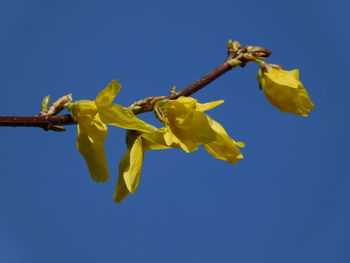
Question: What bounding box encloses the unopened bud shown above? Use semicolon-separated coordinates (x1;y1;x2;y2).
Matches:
47;94;72;116
170;85;177;94
253;51;271;58
227;39;234;49
227;40;241;53
41;95;51;113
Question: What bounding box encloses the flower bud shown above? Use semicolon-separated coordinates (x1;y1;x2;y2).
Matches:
40;95;51;113
258;64;315;116
47;94;72;116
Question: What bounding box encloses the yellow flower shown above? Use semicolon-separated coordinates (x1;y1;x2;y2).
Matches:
114;129;170;203
161;96;244;163
67;80;155;183
114;96;245;203
257;65;315;116
161;96;221;152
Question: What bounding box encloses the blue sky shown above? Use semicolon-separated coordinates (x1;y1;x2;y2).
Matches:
0;0;349;262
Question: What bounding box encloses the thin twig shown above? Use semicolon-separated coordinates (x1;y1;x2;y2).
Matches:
0;41;271;130
0;115;75;130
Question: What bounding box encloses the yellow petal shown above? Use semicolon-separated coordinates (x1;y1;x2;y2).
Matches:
264;79;314;116
206;115;227;135
141;128;172;150
162;97;217;152
163;126;183;148
163;97;197;128
207;117;244;148
98;104;156;133
122;136;144;194
265;68;300;89
67;100;97;121
95;80;121;107
165;126;199;152
288;69;299;80
195;100;224;112
175;96;198;105
174;112;216;147
114;151;130;203
203;117;244;164
76;117;109;182
203;136;244;164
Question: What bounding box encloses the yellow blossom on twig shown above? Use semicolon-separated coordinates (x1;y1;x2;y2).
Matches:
67;80;155;183
160;96;245;163
258;64;315;116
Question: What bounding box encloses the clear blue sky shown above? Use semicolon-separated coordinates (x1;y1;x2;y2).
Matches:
0;1;349;262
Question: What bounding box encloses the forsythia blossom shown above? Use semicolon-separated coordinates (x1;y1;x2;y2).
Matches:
114;96;245;203
257;64;315;116
67;80;155;183
160;96;245;164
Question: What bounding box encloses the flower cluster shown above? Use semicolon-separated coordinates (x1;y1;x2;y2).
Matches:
67;80;244;203
67;63;315;203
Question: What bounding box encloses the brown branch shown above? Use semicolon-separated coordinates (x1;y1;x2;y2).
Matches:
129;42;271;114
0;114;75;130
0;40;271;130
170;50;238;99
128;57;236;115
